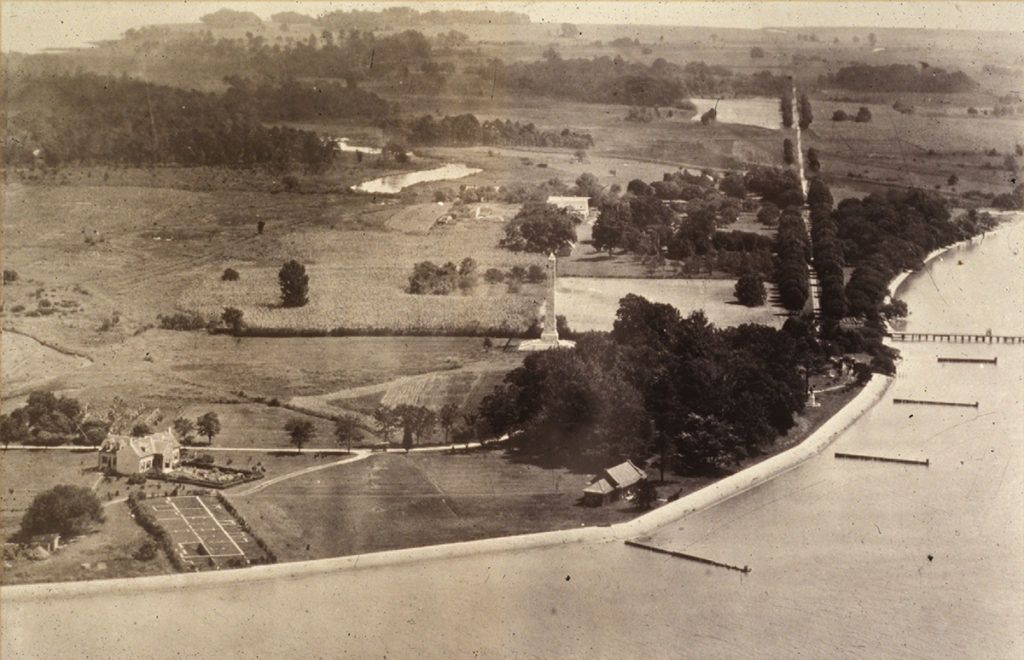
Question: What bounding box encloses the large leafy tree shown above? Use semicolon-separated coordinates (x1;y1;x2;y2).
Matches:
285;418;316;452
334;415;360;453
196;412;221;445
500;202;576;253
20;485;105;538
278;260;309;307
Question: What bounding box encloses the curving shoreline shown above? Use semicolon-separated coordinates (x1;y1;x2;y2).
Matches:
5;216;1019;600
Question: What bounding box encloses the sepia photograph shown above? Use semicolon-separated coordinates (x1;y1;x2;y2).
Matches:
1;1;1022;657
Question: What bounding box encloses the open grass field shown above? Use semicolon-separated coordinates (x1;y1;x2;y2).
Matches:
558;276;785;331
141;496;271;570
176;403;344;450
2;332;496;414
0;501;176;585
0;449;101;536
227;450;641;562
174;199;547;334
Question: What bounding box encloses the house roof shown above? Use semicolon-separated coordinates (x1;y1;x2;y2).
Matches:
582;478;614;495
603;460;646;489
100;428;180;457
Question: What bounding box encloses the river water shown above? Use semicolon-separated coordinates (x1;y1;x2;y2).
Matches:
353;163;482;194
690;96;782;130
640;219;1024;657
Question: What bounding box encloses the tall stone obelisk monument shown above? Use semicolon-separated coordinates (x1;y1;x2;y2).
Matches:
539;252;560;345
520;252;573;351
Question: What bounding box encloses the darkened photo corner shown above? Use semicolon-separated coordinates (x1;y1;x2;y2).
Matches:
1;2;1022;657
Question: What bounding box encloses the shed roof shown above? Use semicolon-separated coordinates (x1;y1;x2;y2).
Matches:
582;478;614;495
603;460;646;489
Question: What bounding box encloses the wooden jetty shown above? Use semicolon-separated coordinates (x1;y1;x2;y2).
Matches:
937;356;998;364
835;452;930;467
889;331;1023;344
893;398;978;408
625;540;751;573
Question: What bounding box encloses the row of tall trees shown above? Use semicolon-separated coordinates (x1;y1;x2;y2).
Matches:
807;180;848;323
775;206;811;311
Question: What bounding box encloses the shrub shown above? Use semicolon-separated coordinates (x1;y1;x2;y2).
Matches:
221;268;240;281
483;268;505;284
2;269;18;283
158;312;208;331
831;109;849;122
127;473;147;485
279;260;309;307
526;264;546;283
133;540;159;561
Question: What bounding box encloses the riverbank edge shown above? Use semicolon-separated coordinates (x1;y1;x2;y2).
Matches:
10;217;1018;599
1;373;892;601
887;211;1023;302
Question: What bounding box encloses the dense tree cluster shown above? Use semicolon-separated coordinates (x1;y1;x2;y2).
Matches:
122;28;436;88
480;295;813;473
743;167;805;208
822;63;979;93
775;207;811;311
222;75;391;123
408;258;478;294
590;171;775;276
835;190;996;321
3;72;335;171
1;391;108;447
501;203;577;254
402;114;594;149
480;56;791;107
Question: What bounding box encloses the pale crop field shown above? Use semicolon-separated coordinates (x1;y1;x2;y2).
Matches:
179;217;546;334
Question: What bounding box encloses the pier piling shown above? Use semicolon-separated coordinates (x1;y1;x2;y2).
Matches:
834;452;930;467
893;398;978;408
625;540;751;573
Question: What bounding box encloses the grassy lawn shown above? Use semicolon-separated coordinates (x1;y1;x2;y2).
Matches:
228;450;641;562
176;403;342;449
557;276;785;332
1;501;175;586
0;449;102;535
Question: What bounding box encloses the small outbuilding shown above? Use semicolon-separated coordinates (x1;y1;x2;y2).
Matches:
582;460;648;506
27;533;61;553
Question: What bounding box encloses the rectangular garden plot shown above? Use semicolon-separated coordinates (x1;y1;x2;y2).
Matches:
141;496;272;570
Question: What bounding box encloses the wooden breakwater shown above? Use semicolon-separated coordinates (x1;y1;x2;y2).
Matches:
889;332;1023;344
893;398;978;408
937;357;998;364
835;452;930;467
625;540;751;573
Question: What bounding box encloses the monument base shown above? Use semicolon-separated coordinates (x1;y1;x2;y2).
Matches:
518;337;576;352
